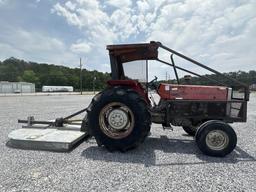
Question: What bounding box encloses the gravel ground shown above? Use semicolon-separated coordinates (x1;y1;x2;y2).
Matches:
0;93;255;192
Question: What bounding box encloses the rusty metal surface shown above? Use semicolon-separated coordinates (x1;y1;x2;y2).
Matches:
107;41;159;63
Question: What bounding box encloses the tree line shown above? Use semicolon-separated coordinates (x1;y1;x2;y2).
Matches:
0;57;255;91
0;57;111;91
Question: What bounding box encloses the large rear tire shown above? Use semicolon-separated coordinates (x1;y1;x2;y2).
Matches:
195;120;237;157
87;87;151;152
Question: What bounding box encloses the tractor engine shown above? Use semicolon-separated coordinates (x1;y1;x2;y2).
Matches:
151;83;232;128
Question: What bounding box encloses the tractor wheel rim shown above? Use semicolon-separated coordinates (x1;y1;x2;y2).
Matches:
108;108;128;130
99;102;134;139
205;130;229;151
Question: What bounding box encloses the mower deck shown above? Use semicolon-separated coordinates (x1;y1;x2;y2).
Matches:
7;123;88;152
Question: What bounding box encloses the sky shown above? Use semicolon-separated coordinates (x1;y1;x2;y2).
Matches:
0;0;255;80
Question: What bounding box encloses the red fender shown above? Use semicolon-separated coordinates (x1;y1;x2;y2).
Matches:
107;80;150;104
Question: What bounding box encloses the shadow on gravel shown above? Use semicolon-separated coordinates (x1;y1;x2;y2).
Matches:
81;136;256;167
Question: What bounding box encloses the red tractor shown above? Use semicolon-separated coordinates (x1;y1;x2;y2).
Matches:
16;41;249;157
83;41;249;157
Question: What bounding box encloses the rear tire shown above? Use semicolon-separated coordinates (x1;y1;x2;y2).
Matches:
195;120;237;157
87;87;151;152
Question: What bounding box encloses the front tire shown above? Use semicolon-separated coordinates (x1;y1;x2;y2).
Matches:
195;120;237;157
87;87;151;152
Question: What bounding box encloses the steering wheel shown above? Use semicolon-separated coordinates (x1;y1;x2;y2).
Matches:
147;76;158;90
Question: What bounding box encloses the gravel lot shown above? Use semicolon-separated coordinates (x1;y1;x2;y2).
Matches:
0;93;255;192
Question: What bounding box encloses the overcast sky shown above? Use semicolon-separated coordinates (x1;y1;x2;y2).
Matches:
0;0;255;80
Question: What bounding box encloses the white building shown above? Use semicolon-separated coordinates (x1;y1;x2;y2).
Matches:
42;86;73;92
0;81;35;93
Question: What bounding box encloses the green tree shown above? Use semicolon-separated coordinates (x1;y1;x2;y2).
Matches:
46;69;68;86
21;70;39;83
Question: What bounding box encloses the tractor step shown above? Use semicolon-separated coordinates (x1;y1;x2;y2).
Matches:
7;123;88;152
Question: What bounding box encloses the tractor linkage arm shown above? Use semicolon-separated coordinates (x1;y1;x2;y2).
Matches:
18;106;89;129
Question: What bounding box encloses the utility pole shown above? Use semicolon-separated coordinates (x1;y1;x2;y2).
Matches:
146;60;148;92
80;58;82;95
93;73;96;94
